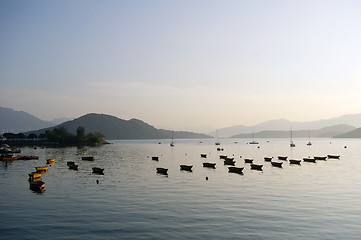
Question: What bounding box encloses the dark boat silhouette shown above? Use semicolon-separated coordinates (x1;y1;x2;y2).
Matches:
203;162;216;168
278;156;288;160
303;158;316;163
200;154;207;158
223;159;235;165
180;165;193;171
228;167;244;174
271;161;283;168
264;157;273;162
250;164;263;171
314;156;327;160
156;167;168;175
289;159;301;164
327;155;340;159
92;167;104;174
151;156;159;161
244;159;253;163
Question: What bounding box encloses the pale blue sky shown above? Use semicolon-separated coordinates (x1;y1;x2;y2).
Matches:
1;0;361;131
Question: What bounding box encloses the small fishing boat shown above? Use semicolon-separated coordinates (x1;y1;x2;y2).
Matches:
201;154;207;158
223;159;235;165
180;165;193;171
289;159;301;164
92;167;104;174
244;159;253;163
314;156;327;160
271;161;283;168
219;155;227;159
46;158;55;164
67;162;79;170
203;162;216;168
264;157;273;162
29;180;45;192
278;156;288;160
18;155;39;160
67;161;76;166
250;164;263;171
151;156;159;161
303;158;316;163
228;167;244;174
0;154;18;161
327;155;340;159
28;172;42;180
35;166;48;172
156;167;168;175
82;156;94;161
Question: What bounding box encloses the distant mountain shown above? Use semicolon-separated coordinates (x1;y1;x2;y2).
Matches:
210;114;361;138
51;117;73;125
28;113;211;140
333;127;361;138
230;125;356;138
0;107;54;133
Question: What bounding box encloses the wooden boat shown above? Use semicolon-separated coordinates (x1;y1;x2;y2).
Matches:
278;156;288;160
200;154;207;158
28;172;42;180
327;155;340;159
303;158;316;163
82;156;94;161
225;157;234;161
223;159;235;165
271;161;283;168
18;155;39;160
68;164;79;170
219;155;227;159
92;167;104;174
46;158;55;164
289;159;301;164
250;164;263;171
180;165;193;171
151;156;159;161
0;155;18;161
244;159;253;163
35;166;48;172
29;180;45;192
203;162;216;168
67;161;76;166
314;156;327;160
228;167;244;174
156;167;168;175
264;157;273;162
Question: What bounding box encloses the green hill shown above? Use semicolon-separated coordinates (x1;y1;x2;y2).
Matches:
28;113;211;140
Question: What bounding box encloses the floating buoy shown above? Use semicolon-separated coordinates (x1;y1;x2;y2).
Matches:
206;177;208;181
96;179;99;184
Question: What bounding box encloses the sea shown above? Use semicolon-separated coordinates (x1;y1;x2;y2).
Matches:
1;138;361;240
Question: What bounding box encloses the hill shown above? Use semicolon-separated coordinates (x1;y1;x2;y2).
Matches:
28;113;211;140
333;127;361;138
0;107;54;133
230;125;356;138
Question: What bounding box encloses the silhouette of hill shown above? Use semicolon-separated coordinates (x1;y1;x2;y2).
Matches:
230;125;355;138
333;127;361;138
29;113;211;140
0;107;54;133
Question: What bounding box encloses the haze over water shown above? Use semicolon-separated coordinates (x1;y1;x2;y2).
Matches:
1;138;361;239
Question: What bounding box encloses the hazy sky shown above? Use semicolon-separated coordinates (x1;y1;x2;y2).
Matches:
1;0;361;131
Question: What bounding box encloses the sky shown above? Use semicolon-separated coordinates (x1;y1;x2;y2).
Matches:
1;0;361;132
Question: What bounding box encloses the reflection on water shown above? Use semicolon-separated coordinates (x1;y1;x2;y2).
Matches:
1;138;361;239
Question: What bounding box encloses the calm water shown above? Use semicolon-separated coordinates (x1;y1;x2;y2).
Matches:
1;138;361;239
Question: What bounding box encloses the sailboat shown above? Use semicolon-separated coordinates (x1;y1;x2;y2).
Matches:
170;131;175;147
290;130;295;147
249;132;259;144
307;130;312;146
215;129;220;145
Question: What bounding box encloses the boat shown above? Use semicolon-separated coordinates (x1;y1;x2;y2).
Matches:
18;155;39;160
271;161;283;168
0;154;19;161
28;172;42;180
249;132;259;144
180;165;193;171
67;161;76;166
92;167;104;174
201;154;207;158
46;158;55;164
264;157;273;162
82;156;94;161
203;162;216;168
307;130;312;146
29;180;45;192
170;131;175;147
215;129;220;145
151;156;159;161
290;130;295;147
225;157;234;161
228;167;244;174
156;167;168;175
35;166;48;172
278;156;288;160
244;159;253;163
327;155;340;159
303;157;316;163
223;159;235;165
314;156;327;160
68;164;79;170
289;159;301;164
219;155;227;159
250;164;263;171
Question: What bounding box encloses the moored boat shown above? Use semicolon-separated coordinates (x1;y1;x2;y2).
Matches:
289;159;301;164
278;156;288;160
18;155;39;160
203;162;216;168
0;154;18;161
92;167;104;174
314;156;327;160
303;158;316;163
156;167;168;175
82;156;94;161
223;159;235;165
46;158;55;164
29;180;45;192
180;165;193;171
35;166;48;172
28;172;42;180
244;158;253;163
264;157;273;162
151;156;159;161
201;154;207;158
327;155;340;159
219;155;227;159
271;161;283;168
250;164;263;171
228;166;244;174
